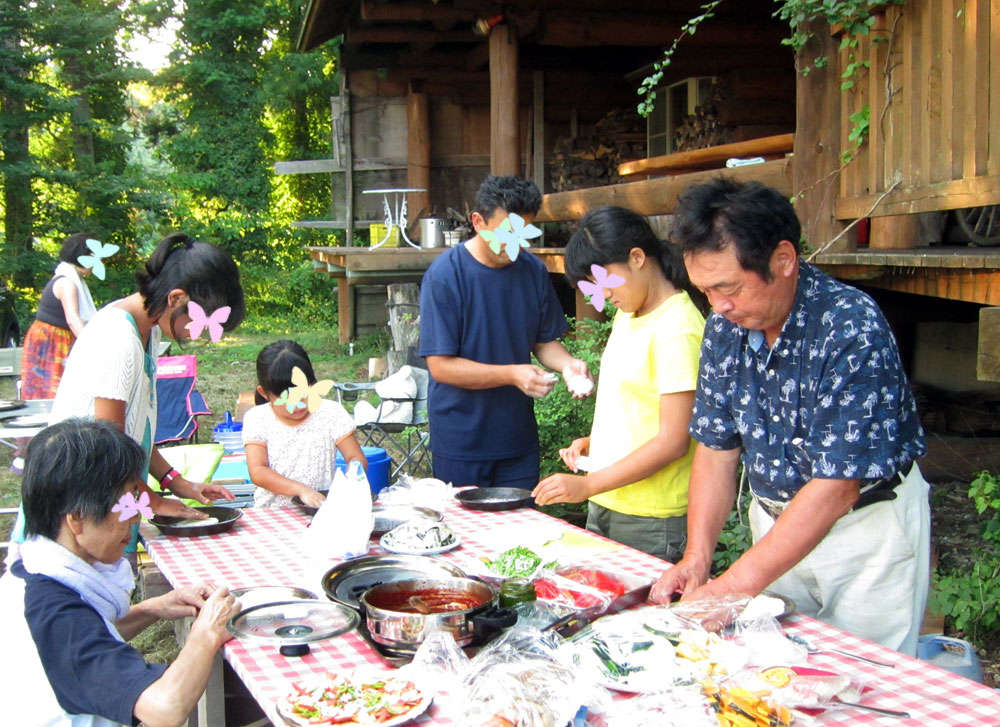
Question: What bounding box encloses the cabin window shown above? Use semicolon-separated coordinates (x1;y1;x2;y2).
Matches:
647;76;716;156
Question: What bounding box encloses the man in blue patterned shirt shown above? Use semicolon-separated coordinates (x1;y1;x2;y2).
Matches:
650;179;930;655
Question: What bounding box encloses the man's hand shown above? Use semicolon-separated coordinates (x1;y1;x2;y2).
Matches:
561;360;594;399
151;495;208;520
559;437;590;472
297;487;327;509
649;554;712;603
510;364;557;398
533;473;592;505
153;584;215;621
170;477;235;504
189;587;239;649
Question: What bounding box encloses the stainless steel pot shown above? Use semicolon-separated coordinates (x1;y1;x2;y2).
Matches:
361;577;500;648
418;218;447;248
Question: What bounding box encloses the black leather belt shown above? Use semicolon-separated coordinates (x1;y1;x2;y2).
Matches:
754;469;906;520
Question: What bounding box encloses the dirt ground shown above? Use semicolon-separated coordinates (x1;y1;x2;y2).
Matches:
929;479;999;688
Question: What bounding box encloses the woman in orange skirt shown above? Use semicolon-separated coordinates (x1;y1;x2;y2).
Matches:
19;233;98;399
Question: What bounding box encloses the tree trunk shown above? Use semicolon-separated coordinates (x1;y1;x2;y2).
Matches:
386;283;420;375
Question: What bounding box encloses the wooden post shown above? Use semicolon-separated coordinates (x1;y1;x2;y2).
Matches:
338;279;355;345
341;72;354;247
489;23;519;175
532;70;545;191
792;20;851;252
407;88;431;232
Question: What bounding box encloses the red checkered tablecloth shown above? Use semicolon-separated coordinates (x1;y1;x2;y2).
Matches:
143;501;1000;726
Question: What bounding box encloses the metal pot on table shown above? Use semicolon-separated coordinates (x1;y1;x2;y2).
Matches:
361;576;514;649
418;218;447;249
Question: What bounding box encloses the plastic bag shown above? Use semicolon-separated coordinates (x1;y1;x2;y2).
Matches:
601;685;717;727
458;628;608;727
731;615;809;666
376;473;452;509
301;459;373;559
722;666;873;712
668;594;753;632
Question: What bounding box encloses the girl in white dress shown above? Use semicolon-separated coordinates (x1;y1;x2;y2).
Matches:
242;340;367;509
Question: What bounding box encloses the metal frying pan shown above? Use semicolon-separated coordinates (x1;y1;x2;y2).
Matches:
150;506;243;537
454;487;535;512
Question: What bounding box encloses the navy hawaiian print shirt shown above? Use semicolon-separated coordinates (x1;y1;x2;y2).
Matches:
690;263;925;504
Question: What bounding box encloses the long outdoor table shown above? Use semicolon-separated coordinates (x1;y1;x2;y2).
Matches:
143;500;1000;726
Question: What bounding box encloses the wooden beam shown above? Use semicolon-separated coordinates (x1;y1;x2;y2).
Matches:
346;26;476;44
537;11;787;47
490;23;520;175
619;134;794;177
836;175;1000;219
536;158;793;222
342;71;354;248
978;307;1000;382
360;1;477;23
532;70;545;192
407;89;431;224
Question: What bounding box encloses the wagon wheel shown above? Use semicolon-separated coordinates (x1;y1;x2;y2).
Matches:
954;205;1000;246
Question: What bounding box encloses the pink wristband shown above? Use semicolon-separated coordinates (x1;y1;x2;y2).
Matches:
159;468;181;489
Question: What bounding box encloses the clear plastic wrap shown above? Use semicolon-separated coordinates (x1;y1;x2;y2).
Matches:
723;665;875;712
457;627;610;727
731;614;809;666
600;686;718;727
376;474;452;509
668;593;753;632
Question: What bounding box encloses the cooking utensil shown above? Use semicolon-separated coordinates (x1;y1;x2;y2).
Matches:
290;489;329;515
230;586;317;611
322;554;467;611
785;633;895;668
0;400;26;414
362;577;507;649
379;527;460;555
0;412;50;427
150;506;243;537
372;505;443;536
227;600;358;656
831;700;910;718
454;487;534;512
408;595;432;614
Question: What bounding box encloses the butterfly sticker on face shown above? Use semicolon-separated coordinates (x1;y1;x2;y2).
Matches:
186;302;231;343
280;365;334;414
577;264;626;312
274;389;307;413
479;212;543;262
77;238;120;281
112;490;153;522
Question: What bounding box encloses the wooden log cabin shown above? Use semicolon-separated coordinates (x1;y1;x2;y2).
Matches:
293;0;1000;444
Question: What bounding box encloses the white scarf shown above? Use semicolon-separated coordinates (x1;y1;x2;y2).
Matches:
54;261;98;323
19;536;133;642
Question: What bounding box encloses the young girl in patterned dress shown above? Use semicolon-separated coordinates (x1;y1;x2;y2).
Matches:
243;340;367;509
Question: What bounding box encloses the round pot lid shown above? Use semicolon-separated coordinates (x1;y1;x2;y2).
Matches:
230;586;317;611
228;600;358;644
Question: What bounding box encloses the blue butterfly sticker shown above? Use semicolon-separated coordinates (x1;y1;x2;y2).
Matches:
77;238;119;280
480;213;542;262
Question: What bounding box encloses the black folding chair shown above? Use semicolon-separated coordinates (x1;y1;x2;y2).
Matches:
333;367;431;480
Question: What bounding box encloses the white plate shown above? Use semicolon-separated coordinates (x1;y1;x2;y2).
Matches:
379;531;461;556
276;676;432;727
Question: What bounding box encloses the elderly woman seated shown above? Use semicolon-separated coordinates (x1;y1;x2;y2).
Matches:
0;418;239;727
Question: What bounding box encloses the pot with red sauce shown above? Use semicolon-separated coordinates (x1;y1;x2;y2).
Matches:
362;577;503;648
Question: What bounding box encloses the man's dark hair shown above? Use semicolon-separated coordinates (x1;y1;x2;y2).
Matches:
474;175;542;219
22;418;146;540
255;339;316;405
58;233;100;264
672;178;801;282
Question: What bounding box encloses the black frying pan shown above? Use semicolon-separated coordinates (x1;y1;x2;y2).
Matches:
151;506;243;536
454;487;535;512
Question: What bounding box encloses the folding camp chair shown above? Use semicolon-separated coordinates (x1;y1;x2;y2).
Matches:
334;366;431;479
155;355;212;445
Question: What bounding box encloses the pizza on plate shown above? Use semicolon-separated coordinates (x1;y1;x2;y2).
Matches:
278;672;430;726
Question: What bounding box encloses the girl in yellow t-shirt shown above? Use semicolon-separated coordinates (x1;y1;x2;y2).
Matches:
532;206;704;562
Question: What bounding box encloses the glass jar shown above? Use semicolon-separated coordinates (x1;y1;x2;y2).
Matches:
498;578;537;609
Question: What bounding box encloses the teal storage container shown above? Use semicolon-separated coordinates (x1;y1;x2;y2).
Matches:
336;446;391;495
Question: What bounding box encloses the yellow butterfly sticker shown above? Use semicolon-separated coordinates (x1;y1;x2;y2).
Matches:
286;366;334;414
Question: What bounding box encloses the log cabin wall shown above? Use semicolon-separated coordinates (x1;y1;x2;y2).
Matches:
835;0;999;221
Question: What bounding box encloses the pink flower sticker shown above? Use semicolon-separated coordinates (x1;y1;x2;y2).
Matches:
112;490;153;522
577;264;625;311
186;302;231;343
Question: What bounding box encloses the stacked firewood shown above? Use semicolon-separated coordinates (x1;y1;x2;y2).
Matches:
550;108;646;191
673;82;733;152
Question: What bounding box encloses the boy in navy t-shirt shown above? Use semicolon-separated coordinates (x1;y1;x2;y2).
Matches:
419;175;593;488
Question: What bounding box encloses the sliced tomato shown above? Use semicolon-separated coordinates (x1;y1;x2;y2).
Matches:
567;568;626;597
373;706;393;722
533;579;561;599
